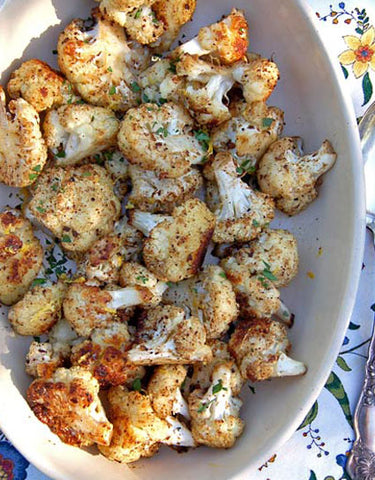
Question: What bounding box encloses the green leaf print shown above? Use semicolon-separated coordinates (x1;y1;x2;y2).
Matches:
309;471;318;480
336;356;352;372
324;371;353;428
298;401;318;430
341;65;349;79
362;72;373;106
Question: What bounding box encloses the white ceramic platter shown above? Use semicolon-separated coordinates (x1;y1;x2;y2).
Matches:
0;0;366;479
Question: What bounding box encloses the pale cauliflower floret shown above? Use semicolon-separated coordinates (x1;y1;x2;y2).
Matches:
212;100;284;170
228;318;307;381
27;164;121;253
118;102;207;178
25;341;65;378
7;59;80;112
71;323;145;388
0;86;47;187
82;216;143;284
176;55;235;126
177;8;248;65
43;104;119;166
231;229;299;288
151;0;196;52
207;153;274;243
122;5;164;44
57;8;150;112
0;209;43;305
221;255;293;323
98;386;194;463
103;149;129;197
232;54;280;104
63;282;158;337
119;262;168;305
128;165;203;213
130;199;215;282
147;365;190;420
257;137;337;215
8;280;67;336
127;305;212;365
27;366;113;447
163;265;238;339
188;362;244;448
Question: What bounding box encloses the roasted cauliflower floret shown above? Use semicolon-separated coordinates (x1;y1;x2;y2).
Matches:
122;5;165;44
118;102;207;178
0;209;43;305
147;365;190;419
151;0;196;52
221;255;293;323
177;8;248;65
43;104;119;166
230;229;299;288
98;386;194;463
71;323;145;388
176;55;235;126
127;305;212;365
257;137;337;215
188;361;244;448
130;199;215;282
128;165;203;213
119;262;167;303
27;164;121;253
57;8;150;111
25;341;66;378
212;100;284;171
163;265;238;339
228;318;307;381
232;54;280;104
102;149;129;197
0;86;47;188
7;59;80;112
63;282;158;337
8;280;67;336
205;153;274;243
27;366;113;447
82;216;143;284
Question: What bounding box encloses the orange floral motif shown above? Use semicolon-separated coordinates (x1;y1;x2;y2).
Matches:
338;26;375;78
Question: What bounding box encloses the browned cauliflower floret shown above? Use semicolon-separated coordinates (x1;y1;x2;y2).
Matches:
120;5;165;45
188;361;244;448
220;255;293;323
82;216;143;284
71;323;145;388
127;305;212;365
163;265;238;339
43;104;119;166
118;262;168;302
27;164;121;253
8;280;67;336
7;59;80;112
232;54;280;104
176;9;248;65
147;365;190;419
257;137;337;215
0;86;47;188
205;153;274;243
0;209;43;305
212;100;284;171
27;366;113;447
228;318;306;381
130;199;215;282
230;229;299;288
128;165;203;213
63;282;158;337
57;8;150;112
151;0;196;52
102;149;129;197
118;102;207;178
98;386;194;463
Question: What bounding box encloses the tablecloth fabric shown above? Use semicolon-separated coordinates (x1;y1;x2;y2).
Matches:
0;1;374;479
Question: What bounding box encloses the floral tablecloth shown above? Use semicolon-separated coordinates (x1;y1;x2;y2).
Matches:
0;1;375;479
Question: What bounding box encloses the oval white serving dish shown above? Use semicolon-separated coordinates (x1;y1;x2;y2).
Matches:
0;0;365;479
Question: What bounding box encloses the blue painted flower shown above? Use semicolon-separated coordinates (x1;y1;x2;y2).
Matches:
0;441;29;480
336;453;347;468
339;2;345;8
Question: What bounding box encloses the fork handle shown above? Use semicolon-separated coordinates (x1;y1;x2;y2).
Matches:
347;323;375;479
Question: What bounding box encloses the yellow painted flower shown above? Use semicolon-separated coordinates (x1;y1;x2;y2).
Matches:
338;26;375;78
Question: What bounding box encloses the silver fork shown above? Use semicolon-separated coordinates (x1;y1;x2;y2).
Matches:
347;102;375;480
